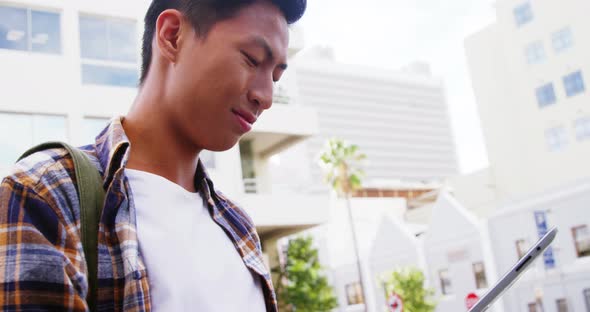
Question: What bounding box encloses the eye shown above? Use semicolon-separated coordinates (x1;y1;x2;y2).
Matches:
241;51;260;67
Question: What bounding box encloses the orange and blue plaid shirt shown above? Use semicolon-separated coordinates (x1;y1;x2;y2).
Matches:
0;117;277;311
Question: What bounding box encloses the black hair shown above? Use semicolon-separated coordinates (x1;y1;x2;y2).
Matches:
140;0;306;84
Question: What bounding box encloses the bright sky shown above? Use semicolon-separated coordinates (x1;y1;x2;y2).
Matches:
297;0;497;174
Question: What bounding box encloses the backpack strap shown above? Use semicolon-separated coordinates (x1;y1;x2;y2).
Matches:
18;142;104;312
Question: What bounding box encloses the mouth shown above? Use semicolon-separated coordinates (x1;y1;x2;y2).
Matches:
231;108;257;133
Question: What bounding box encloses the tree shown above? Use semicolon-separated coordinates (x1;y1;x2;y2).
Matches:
275;236;338;312
381;267;436;312
318;138;368;311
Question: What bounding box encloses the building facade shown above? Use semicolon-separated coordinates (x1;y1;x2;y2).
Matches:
454;0;590;310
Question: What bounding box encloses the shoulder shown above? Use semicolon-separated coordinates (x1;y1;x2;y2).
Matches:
1;145;97;224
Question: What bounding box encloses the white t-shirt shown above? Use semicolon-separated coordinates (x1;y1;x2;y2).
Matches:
125;169;266;311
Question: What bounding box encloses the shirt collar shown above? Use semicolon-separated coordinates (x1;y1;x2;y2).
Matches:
94;116;212;190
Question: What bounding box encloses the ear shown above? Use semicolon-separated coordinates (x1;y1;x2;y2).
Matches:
155;9;184;63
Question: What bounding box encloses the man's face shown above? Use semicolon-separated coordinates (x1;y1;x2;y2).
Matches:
164;1;289;152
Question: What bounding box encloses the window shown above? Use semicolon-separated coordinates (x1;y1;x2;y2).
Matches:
473;262;488;289
563;71;585;97
572;225;590;258
83;117;110;144
535;83;556;108
584;288;590;312
514;2;533;27
516;239;528;259
574;117;590;142
552;27;574;53
526;41;546;64
439;269;452;295
79;15;138;87
345;282;364;305
0;113;67;166
0;5;61;54
200;151;216;169
545;126;568;152
556;298;569;312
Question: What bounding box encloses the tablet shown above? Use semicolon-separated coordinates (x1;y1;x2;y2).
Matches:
468;227;558;312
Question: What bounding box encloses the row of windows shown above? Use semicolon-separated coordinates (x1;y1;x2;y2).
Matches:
536;71;585;108
438;261;488;296
516;225;590;261
0;4;139;87
437;225;589;298
0;112;216;168
545;117;590;152
527;294;588;312
525;27;574;64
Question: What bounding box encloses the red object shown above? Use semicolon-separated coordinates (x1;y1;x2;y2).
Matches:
387;293;403;312
466;292;480;309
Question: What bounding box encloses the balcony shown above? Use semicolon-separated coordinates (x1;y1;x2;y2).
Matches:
243;98;318;158
238;190;330;237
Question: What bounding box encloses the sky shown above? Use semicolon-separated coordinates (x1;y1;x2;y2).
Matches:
296;0;497;174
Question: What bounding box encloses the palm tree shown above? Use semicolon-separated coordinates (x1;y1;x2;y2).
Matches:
319;138;369;311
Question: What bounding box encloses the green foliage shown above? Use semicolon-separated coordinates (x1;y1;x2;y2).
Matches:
318;138;366;196
276;236;338;312
382;267;436;312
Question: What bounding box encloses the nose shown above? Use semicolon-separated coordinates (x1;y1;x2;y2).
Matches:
247;74;273;112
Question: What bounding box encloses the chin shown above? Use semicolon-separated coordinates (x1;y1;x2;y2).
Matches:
205;136;241;152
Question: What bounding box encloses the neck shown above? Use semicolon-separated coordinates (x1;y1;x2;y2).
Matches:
123;85;200;193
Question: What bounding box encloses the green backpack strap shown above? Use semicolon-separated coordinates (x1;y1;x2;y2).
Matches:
18;141;104;312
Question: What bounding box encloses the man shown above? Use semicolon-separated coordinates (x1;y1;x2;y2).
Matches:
0;0;306;310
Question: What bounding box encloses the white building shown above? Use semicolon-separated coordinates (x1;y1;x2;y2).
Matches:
0;0;329;273
446;0;590;310
423;191;501;312
487;179;590;312
293;52;458;189
464;0;590;204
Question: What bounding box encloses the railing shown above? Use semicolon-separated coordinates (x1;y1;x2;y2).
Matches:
243;178;258;194
272;85;290;105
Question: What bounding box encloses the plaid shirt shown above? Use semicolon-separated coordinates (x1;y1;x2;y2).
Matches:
0;117;277;311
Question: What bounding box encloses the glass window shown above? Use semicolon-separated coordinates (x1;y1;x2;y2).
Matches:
79;16;109;60
572;225;590;258
0;6;27;51
574;117;590;142
563;71;585;97
79;15;138;87
83;117;110;144
514;2;533;27
545;126;568;152
535;83;556;108
0;6;60;54
200;150;216;169
31;10;61;54
552;27;574;53
109;19;137;63
345;282;364;305
0;113;67;166
473;262;488;289
556;298;568;312
439;269;452;295
81;64;138;88
516;239;528;259
525;41;546;64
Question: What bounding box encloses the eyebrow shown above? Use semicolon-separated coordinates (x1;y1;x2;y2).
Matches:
251;36;288;71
